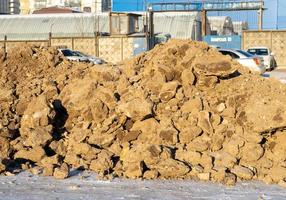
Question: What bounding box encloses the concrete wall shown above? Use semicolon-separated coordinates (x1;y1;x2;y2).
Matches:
242;30;286;68
0;36;144;64
50;36;134;63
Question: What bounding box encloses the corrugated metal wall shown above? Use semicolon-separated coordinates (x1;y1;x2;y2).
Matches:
242;31;286;68
153;12;203;40
0;13;110;40
0;12;204;40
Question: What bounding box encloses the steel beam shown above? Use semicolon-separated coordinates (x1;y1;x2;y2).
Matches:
149;1;265;12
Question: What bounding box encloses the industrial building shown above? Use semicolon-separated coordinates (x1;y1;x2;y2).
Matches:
19;0;29;14
233;21;249;35
81;0;111;13
153;12;210;40
18;0;111;14
0;0;9;14
0;0;20;14
0;13;109;40
0;10;210;41
32;6;83;14
207;16;234;36
19;0;81;14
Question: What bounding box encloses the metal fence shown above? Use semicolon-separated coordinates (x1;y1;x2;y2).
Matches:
242;30;286;68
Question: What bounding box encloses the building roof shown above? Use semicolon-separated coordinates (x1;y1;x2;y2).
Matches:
0;13;109;40
33;6;82;14
0;11;204;41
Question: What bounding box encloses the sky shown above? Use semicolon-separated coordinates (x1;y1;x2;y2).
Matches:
205;0;286;30
204;0;286;30
264;0;286;29
112;0;286;30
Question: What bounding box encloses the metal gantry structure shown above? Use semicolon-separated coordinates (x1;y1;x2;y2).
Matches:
147;0;265;43
148;1;264;12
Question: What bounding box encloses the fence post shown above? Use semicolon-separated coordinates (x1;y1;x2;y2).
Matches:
4;35;7;53
270;31;273;52
72;37;74;50
121;37;124;61
147;9;154;49
94;32;99;57
201;9;207;37
48;32;52;47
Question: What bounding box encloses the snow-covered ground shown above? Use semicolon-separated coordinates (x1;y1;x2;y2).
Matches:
0;171;285;200
264;69;286;84
0;69;286;200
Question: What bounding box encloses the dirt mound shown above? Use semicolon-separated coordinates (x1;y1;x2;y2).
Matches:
0;40;286;186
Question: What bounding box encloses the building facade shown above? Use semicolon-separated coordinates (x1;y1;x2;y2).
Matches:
0;0;20;14
19;0;110;14
0;0;9;14
19;0;29;14
81;0;110;13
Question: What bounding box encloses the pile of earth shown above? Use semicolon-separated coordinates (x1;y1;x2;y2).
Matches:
0;40;286;187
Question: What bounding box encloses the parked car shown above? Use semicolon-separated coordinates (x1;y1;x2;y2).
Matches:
218;49;266;74
58;49;89;62
74;51;106;65
246;47;277;71
154;33;171;45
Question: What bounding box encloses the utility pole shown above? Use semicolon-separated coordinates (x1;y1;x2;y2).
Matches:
201;9;207;37
258;0;263;30
147;7;154;50
276;0;279;30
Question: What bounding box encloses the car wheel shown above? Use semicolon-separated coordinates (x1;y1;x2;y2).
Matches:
270;60;275;71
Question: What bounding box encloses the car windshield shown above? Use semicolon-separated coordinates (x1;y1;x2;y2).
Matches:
236;50;254;57
247;49;268;56
75;51;89;57
61;49;77;57
219;50;239;59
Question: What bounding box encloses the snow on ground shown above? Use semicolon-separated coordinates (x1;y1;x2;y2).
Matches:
0;171;285;200
264;69;286;84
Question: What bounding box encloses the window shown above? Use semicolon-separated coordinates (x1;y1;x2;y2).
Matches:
219;50;239;59
236;50;253;58
61;49;76;57
83;7;91;12
247;48;269;56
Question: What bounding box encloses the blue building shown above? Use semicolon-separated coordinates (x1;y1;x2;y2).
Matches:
112;0;198;12
112;0;144;11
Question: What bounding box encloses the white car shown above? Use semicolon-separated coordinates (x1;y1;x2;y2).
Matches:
247;47;276;71
218;49;266;74
74;51;106;65
58;49;89;62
